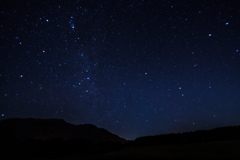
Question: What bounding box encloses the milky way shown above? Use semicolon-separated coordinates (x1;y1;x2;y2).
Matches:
1;0;240;139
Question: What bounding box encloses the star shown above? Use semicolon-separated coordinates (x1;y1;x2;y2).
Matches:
1;0;239;140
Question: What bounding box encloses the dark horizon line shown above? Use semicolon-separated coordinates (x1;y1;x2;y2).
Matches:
1;117;240;141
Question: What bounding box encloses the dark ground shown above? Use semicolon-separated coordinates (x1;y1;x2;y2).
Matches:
1;119;240;159
95;140;240;160
3;139;240;160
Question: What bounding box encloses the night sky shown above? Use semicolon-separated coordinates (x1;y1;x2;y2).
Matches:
1;0;240;140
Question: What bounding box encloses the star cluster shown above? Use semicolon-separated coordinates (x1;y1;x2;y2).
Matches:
1;0;240;139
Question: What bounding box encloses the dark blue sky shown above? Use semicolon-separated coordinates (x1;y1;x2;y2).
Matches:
1;0;240;139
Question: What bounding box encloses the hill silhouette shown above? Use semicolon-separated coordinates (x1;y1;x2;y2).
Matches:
130;125;240;146
1;118;240;159
0;118;126;143
0;118;126;159
0;118;126;144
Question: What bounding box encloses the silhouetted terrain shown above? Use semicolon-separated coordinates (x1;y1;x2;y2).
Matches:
131;125;240;146
0;118;126;159
0;118;240;159
0;118;126;143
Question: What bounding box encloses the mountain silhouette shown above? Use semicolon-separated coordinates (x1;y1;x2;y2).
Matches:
0;118;126;144
1;118;240;159
131;125;240;146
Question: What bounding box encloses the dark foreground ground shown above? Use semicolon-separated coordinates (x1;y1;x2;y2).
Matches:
1;119;240;159
25;140;239;159
95;140;240;160
2;139;240;160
